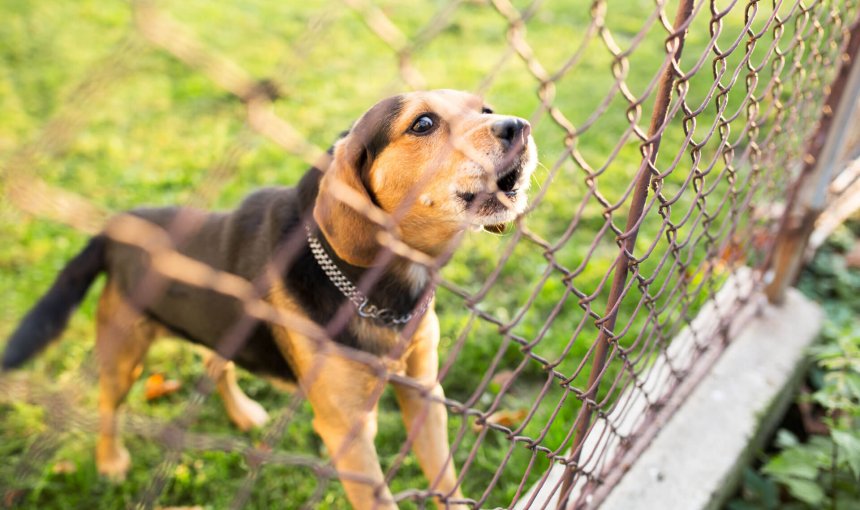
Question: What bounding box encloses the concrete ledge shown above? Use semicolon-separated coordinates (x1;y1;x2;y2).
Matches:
517;268;759;509
600;287;822;509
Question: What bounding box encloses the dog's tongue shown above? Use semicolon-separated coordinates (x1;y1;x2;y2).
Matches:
483;223;509;234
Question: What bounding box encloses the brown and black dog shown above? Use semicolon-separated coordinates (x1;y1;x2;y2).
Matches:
2;90;536;509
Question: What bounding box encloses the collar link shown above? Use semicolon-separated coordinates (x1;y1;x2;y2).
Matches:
304;224;433;326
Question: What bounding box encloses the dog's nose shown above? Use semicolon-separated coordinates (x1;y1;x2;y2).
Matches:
492;118;530;148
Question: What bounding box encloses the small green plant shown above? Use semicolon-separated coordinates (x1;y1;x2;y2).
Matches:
762;321;860;508
731;222;860;510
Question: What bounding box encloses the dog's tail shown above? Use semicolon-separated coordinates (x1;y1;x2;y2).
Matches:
2;235;107;370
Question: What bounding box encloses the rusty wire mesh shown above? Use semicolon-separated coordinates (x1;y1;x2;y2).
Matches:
2;0;859;509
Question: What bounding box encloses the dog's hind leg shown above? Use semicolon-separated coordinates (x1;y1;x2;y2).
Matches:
202;351;269;431
94;280;156;480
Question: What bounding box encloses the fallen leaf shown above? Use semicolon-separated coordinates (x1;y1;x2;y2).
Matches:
4;489;26;506
490;370;516;390
144;373;182;401
472;409;528;432
845;240;860;269
51;459;77;474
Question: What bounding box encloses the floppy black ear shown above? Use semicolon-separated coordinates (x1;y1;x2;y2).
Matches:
313;95;404;267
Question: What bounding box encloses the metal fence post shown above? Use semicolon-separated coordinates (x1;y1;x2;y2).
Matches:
765;15;860;305
555;0;695;507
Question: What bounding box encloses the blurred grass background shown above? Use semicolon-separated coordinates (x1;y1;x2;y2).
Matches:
0;0;841;508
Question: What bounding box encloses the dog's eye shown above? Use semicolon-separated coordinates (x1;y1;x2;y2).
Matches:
410;115;435;134
482;106;494;114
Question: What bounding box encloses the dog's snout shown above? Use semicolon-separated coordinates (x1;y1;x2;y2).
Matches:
491;118;530;148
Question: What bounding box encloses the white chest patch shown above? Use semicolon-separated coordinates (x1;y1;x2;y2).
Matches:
403;263;429;298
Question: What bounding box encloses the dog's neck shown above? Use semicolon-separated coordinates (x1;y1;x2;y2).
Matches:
308;222;430;297
296;167;434;321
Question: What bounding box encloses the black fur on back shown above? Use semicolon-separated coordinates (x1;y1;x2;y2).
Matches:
2;236;106;370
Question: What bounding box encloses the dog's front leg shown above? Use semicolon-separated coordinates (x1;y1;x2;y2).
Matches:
295;346;396;509
312;404;396;509
393;310;467;509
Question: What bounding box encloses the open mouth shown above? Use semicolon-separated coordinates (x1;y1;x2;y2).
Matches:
457;165;522;207
496;166;521;196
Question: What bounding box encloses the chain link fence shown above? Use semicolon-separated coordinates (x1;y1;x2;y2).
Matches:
2;0;859;508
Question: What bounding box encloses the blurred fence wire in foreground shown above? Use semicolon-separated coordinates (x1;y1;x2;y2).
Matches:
2;0;860;508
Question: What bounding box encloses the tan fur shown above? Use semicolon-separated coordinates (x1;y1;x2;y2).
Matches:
95;279;154;479
203;351;270;431
268;283;462;509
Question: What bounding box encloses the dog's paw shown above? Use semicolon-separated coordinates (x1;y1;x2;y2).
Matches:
227;395;269;431
96;443;131;481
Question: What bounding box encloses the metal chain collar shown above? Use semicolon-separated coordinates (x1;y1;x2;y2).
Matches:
304;225;433;326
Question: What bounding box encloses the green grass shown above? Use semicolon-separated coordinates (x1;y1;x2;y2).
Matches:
0;0;851;508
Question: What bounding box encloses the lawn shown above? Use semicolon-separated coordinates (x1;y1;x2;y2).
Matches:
0;0;847;508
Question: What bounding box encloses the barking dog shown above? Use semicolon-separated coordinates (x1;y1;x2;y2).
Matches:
2;89;537;509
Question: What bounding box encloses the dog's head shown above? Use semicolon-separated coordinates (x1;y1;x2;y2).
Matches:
314;89;537;266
